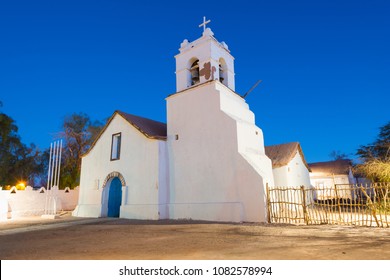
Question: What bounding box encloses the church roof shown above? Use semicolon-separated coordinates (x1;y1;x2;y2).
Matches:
308;159;352;175
265;142;310;171
116;111;167;140
83;110;167;157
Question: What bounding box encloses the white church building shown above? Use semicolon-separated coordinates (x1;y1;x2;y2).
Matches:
73;19;275;222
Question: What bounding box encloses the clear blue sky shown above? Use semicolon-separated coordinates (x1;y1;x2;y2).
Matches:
1;0;389;163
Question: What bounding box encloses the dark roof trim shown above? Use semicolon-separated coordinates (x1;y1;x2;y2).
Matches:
82;111;167;157
116;111;167;140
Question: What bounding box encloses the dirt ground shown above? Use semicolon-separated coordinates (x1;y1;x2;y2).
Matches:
1;212;389;260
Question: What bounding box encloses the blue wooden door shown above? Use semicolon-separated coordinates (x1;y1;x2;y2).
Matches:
107;177;122;217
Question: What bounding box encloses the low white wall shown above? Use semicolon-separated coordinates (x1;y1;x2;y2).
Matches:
0;186;79;220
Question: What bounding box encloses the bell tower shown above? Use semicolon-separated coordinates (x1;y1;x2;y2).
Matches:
167;18;274;223
175;17;235;92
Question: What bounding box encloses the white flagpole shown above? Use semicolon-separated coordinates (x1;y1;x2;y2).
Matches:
44;143;53;214
46;143;53;190
49;141;56;191
55;140;62;189
54;140;60;187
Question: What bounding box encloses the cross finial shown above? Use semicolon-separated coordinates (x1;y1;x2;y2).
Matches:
199;16;211;32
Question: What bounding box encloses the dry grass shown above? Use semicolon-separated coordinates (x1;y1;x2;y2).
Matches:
355;160;390;182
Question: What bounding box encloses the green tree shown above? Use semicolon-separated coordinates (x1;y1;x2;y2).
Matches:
0;113;42;186
355;121;390;182
357;122;390;161
58;113;103;188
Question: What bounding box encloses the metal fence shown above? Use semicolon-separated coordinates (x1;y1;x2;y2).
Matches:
266;183;390;227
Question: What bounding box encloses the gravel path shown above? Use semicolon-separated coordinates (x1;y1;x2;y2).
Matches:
1;214;389;260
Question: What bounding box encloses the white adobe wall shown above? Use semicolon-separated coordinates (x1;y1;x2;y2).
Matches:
310;173;352;199
271;152;313;208
158;141;170;219
73;114;166;220
272;151;311;188
272;167;289;187
310;173;350;188
310;176;334;188
167;81;273;222
0;190;7;220
0;186;79;221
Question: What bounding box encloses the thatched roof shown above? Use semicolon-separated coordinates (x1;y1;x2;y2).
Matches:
265;142;310;170
308;159;352;175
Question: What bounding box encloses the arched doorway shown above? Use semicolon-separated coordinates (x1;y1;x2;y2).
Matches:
107;177;122;217
101;172;126;218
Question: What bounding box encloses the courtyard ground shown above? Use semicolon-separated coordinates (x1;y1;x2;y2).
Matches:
0;212;389;260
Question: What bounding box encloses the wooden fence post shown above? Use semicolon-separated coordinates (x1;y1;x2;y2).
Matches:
300;186;309;225
333;184;343;222
266;183;271;224
360;184;380;227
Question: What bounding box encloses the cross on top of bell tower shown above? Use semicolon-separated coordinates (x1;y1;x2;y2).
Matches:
199;16;211;32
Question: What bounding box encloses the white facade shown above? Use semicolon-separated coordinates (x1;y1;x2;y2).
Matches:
73;113;169;219
310;173;352;189
74;23;274;223
309;159;358;200
167;26;274;222
265;142;312;209
272;151;311;188
310;172;354;200
167;81;273;222
265;142;311;188
309;160;354;187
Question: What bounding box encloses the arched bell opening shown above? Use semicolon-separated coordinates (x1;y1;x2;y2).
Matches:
219;58;227;86
190;59;200;86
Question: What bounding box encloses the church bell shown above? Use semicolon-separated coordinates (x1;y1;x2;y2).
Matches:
190;64;200;85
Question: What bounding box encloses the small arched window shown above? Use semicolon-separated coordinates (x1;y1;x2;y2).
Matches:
190;60;200;86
